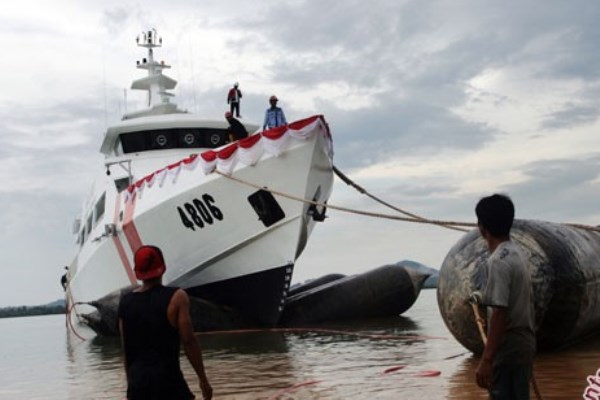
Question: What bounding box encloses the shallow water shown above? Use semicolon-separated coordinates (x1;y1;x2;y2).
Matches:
0;290;598;399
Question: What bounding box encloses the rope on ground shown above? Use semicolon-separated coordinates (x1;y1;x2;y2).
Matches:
214;170;600;233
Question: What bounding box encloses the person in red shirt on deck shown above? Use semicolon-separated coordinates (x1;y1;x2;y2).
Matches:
227;82;242;118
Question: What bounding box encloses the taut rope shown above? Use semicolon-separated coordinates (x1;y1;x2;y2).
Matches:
332;166;469;232
214;168;600;233
64;281;87;341
215;170;476;231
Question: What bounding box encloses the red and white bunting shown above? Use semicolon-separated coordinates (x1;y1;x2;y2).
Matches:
124;115;328;203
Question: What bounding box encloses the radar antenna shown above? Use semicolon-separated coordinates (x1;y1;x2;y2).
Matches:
131;29;177;108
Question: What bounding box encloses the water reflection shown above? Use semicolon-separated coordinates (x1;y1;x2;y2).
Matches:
64;324;125;399
193;315;450;399
532;336;600;399
199;331;290;354
444;336;600;400
445;356;489;400
3;292;599;399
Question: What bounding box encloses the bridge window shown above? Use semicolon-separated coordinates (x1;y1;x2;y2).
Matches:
114;177;131;193
119;128;229;153
86;214;93;235
94;193;106;227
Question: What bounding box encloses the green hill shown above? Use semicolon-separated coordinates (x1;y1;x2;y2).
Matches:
0;299;66;318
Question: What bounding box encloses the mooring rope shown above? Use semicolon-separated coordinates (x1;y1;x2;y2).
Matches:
64;281;87;341
214;170;476;231
332;166;469;233
214;169;600;233
66;303;87;341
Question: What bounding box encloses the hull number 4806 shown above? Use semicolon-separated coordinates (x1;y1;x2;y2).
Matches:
177;194;223;231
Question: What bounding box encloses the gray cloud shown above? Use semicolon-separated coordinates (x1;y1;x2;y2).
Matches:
542;103;600;130
502;156;600;222
321;98;496;169
0;17;62;37
224;0;600;144
102;7;133;35
205;0;600;171
0;98;104;196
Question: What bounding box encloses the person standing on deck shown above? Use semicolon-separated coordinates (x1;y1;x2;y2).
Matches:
262;95;287;131
118;245;213;400
227;82;242;118
473;194;536;400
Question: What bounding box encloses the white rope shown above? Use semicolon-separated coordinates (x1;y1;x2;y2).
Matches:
214;170;600;234
215;170;476;230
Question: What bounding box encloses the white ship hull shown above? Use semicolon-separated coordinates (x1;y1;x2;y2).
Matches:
68;116;334;326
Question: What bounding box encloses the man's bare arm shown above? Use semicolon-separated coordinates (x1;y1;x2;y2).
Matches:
171;289;213;400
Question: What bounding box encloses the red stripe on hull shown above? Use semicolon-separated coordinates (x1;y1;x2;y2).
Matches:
123;193;144;257
112;193;136;285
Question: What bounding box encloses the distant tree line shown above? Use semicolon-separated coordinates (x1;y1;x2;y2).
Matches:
0;303;66;318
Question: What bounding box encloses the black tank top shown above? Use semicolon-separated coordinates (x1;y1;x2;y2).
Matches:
118;286;194;400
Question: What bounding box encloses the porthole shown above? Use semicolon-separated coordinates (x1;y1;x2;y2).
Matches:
210;134;221;145
183;133;195;145
156;134;168;146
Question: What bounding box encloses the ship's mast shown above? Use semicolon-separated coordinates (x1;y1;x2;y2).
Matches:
132;29;177;108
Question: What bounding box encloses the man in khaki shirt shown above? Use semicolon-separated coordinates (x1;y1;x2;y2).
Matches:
474;194;536;400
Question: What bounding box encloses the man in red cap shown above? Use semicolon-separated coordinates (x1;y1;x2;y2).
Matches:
118;245;213;400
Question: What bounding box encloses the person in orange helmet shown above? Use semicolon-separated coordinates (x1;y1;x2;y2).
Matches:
262;95;287;131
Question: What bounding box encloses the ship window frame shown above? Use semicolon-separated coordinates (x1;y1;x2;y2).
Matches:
114;177;131;193
86;214;93;235
93;193;106;227
118;127;230;153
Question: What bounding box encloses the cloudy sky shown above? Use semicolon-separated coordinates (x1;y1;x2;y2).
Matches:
2;0;600;306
